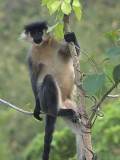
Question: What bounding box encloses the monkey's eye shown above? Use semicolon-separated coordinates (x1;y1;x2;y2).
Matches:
31;30;36;36
38;31;43;34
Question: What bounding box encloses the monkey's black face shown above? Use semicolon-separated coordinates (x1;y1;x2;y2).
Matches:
30;29;43;44
24;21;48;44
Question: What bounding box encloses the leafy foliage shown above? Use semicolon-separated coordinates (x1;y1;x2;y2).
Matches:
104;29;120;45
92;99;120;160
25;128;76;160
105;46;120;60
55;22;64;40
51;1;62;14
83;26;120;98
47;23;58;33
113;64;120;87
41;0;82;18
83;74;106;97
73;6;82;21
105;64;114;81
61;1;72;15
56;10;64;20
41;0;82;40
24;99;120;160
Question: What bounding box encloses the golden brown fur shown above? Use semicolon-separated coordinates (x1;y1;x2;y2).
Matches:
31;35;74;102
21;29;77;110
21;22;81;160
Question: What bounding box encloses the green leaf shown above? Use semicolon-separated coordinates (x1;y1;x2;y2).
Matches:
105;46;120;60
61;2;72;15
32;115;40;122
104;31;112;39
83;74;106;97
105;64;114;81
72;0;82;8
86;55;94;63
41;0;50;6
112;31;118;44
73;6;82;21
104;30;120;44
117;37;120;42
47;23;58;33
51;1;62;14
24;103;31;108
99;58;109;66
47;0;56;14
64;0;71;3
113;64;120;87
56;10;64;20
55;22;64;40
95;84;108;98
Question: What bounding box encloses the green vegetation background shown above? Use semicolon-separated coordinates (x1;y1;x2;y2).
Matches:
0;0;120;160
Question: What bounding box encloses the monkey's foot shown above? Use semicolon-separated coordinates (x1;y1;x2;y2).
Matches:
68;110;80;123
34;112;43;121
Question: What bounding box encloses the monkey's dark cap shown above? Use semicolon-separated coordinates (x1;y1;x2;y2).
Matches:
24;21;48;33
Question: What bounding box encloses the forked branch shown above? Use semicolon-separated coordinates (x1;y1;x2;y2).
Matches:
86;83;117;127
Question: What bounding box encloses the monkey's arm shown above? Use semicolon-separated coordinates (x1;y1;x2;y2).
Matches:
27;56;42;120
64;32;80;56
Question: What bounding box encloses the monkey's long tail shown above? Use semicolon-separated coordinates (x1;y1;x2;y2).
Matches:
42;115;57;160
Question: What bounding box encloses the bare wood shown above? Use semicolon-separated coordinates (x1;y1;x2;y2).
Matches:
63;14;93;160
108;94;120;98
0;98;33;115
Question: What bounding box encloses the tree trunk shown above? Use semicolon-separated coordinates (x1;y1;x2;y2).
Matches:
63;15;93;160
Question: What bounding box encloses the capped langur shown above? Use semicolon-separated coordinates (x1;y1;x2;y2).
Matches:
20;21;82;160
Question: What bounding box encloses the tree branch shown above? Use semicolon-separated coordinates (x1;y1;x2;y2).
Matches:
0;98;33;115
86;83;116;127
74;44;114;84
0;98;81;122
74;45;98;73
63;14;93;160
107;94;120;98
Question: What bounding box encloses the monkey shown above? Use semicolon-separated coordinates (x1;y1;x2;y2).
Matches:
20;20;81;160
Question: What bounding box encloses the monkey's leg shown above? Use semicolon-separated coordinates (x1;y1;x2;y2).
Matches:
34;98;42;121
58;99;80;123
37;74;59;160
38;74;59;116
58;109;79;123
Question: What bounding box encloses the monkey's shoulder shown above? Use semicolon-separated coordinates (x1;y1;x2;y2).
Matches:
29;39;71;64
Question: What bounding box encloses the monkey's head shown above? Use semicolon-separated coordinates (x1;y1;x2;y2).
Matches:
20;21;48;44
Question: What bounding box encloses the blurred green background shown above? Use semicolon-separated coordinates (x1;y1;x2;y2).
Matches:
0;0;120;159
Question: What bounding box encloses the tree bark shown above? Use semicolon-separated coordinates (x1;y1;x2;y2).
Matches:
63;15;93;160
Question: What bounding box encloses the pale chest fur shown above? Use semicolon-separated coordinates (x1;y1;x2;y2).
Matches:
31;43;74;100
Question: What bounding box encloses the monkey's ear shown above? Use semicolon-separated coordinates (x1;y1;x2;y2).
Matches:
19;30;27;41
19;31;33;44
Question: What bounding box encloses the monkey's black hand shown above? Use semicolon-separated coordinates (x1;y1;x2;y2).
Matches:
64;32;76;44
34;111;43;121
